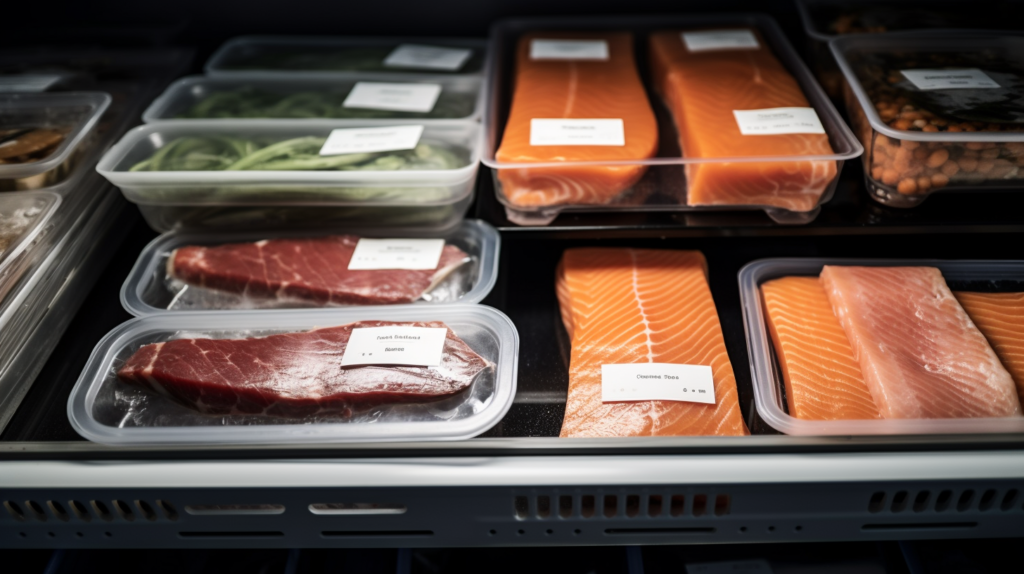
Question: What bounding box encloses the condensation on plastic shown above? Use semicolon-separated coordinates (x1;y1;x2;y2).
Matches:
121;219;501;316
204;35;488;80
0;92;111;190
832;34;1024;208
0;191;61;303
68;305;519;445
740;257;1024;436
142;75;487;125
481;13;863;226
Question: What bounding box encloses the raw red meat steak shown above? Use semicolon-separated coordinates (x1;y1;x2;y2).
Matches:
168;236;469;306
116;321;489;417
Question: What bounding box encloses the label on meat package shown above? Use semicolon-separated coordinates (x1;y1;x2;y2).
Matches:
319;125;423;156
530;39;610;60
348;238;445;270
383;44;472;71
682;30;760;52
0;75;62;93
341;326;449;367
530;118;625;146
343;82;442;113
601;363;716;404
900;68;1000;91
732;107;825;135
686;560;774;574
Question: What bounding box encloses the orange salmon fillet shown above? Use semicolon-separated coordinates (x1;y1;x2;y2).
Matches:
556;248;748;437
955;292;1024;404
648;29;837;212
761;276;880;420
495;32;658;208
820;266;1021;419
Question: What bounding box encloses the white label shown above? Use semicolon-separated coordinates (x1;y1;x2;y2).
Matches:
733;107;825;135
348;238;445;270
601;363;716;404
383;44;472;71
682;30;760;52
0;75;61;93
530;39;610;61
901;68;1000;90
341;326;448;367
343;82;441;113
319;125;423;156
686;560;774;574
530;119;624;146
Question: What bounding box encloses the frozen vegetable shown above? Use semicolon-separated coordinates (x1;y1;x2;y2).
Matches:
217;45;484;74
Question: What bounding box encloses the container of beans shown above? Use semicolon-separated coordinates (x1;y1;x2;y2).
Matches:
831;34;1024;207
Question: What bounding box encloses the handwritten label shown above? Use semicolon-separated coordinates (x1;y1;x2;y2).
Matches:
530;39;610;60
530;119;624;146
901;68;1000;90
733;107;825;135
340;326;448;367
343;82;441;113
319;125;423;156
383;44;472;71
0;75;61;93
601;363;716;404
686;560;774;574
682;30;760;52
348;238;445;270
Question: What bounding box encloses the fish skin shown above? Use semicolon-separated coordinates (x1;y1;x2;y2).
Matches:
761;276;880;421
557;248;748;437
495;31;659;208
820;266;1022;419
649;28;837;212
955;291;1024;405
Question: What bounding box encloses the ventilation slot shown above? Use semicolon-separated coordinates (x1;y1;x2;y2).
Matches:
606;527;715;535
309;503;406;515
559;495;573;519
179;531;284;539
604;495;618;518
978;489;997;512
514;496;529;520
185;504;284;516
157;500;178;521
581;495;596;518
935;490;953;512
113;500;135;521
890;491;908;513
47;501;70;522
69;501;91;522
625;495;640;518
692;495;707;517
868;492;886;513
670;495;685;517
714;495;731;516
648;495;663;517
3;501;26;522
1000;489;1018;511
136;500;158;521
957;490;975;512
25;500;47;521
321;530;432;538
536;496;551;519
912;491;930;513
91;501;113;522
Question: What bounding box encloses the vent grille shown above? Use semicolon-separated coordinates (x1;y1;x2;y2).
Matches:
3;499;178;523
514;492;730;520
867;488;1021;514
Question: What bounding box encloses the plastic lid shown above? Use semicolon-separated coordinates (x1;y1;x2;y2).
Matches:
0;92;111;179
0;191;61;283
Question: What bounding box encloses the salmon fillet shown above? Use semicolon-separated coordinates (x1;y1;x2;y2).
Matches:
648;29;837;212
955;292;1024;404
820;266;1022;419
495;32;658;208
761;276;880;420
556;248;748;437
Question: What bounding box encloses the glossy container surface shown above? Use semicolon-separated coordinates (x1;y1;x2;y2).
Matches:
0;191;61;303
121;219;501;315
740;257;1024;436
68;305;519;445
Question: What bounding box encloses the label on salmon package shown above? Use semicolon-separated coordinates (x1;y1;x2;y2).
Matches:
529;39;610;60
348;238;445;270
530;119;625;146
341;326;448;367
383;44;472;71
343;82;442;113
601;363;716;404
682;30;760;52
732;107;825;135
319;125;423;156
900;68;1000;91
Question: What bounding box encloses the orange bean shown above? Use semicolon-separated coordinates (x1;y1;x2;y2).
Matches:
925;148;949;168
917;176;933;191
897;179;919;194
931;173;950;188
981;147;1001;160
966;142;986;151
941;160;960;177
977;160;995;174
922;124;939;132
893;119;913;130
913;147;929;161
901;140;919;150
959;157;979;172
882;168;900;185
947;125;962;132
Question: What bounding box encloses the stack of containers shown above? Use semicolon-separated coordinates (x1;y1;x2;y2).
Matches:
77;36;519;445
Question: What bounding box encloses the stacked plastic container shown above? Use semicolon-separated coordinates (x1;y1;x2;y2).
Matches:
77;36;519;445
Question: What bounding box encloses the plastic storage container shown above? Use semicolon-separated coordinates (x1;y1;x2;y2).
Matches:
482;14;862;226
740;257;1024;436
68;305;519;445
142;75;486;124
96;121;480;232
0;92;111;190
121;219;501;315
833;34;1024;207
205;36;488;79
0;191;61;302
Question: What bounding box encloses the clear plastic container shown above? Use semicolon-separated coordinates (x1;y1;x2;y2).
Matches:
482;14;862;226
0;92;111;190
833;34;1024;207
0;191;61;302
121;219;501;316
96;121;480;232
740;257;1024;436
205;36;488;79
67;305;518;445
142;75;486;124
